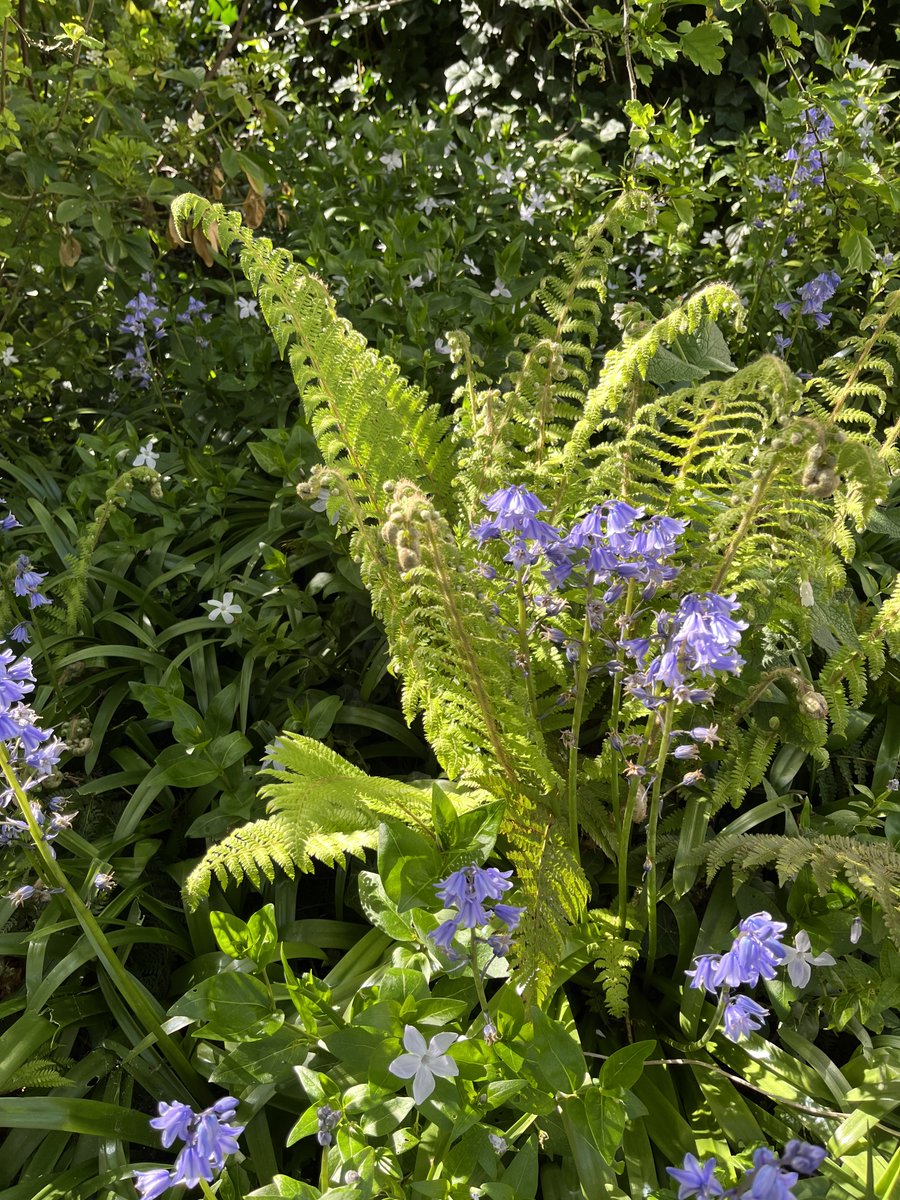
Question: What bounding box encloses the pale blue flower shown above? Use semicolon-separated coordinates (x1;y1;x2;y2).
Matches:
389;1024;459;1104
780;930;835;987
667;1152;724;1198
722;994;768;1041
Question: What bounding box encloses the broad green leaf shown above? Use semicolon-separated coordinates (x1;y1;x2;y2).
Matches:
378;821;443;913
677;20;730;74
525;1008;587;1093
598;1041;655;1091
171;971;283;1041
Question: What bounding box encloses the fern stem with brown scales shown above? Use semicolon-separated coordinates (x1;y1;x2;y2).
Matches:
709;457;781;593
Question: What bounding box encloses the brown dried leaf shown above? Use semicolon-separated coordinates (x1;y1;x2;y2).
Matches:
167;212;188;247
210;165;226;201
58;236;81;268
242;188;266;229
192;225;215;268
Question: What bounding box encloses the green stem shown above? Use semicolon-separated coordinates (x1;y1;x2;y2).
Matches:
566;584;594;856
469;928;491;1018
608;582;637;832
198;1181;218;1200
644;698;676;971
29;612;69;723
0;744;208;1100
515;570;538;723
695;993;728;1049
616;709;655;931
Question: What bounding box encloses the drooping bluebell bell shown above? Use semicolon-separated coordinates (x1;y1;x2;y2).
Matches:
722;994;768;1041
797;270;840;316
136;1097;244;1198
667;1141;824;1200
430;863;523;953
666;1152;724;1199
13;557;52;609
712;912;787;989
0;498;20;532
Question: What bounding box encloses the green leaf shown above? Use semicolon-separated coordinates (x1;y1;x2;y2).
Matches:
210;1026;310;1088
305;695;343;739
501;1135;538;1198
598;1041;655;1091
431;784;460;849
55;197;87;224
559;1095;618;1190
171;971;283;1041
623;100;654;129
525;1008;587;1093
210;910;253;960
357;871;418;940
378;821;443;913
247;904;279;968
839;224;877;273
677;21;730;74
585;1088;627;1164
247;1176;320;1199
0;1098;153;1144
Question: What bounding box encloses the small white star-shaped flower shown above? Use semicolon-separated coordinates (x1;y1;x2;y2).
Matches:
1;347;18;367
380;149;402;172
462;254;481;276
389;1024;459;1104
187;111;205;134
416;196;439;216
206;592;242;625
133;439;159;469
236;297;259;319
631;266;647;290
782;930;835;988
490;278;511;299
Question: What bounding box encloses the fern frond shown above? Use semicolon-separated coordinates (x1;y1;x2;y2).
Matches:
697;831;900;945
506;803;589;1005
582;908;641;1019
170;194;455;521
562;282;745;474
184;734;433;906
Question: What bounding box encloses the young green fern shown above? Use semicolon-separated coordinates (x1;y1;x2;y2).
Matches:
694;831;900;946
171;191;899;1003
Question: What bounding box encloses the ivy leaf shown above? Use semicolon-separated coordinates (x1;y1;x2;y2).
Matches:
677;21;730;75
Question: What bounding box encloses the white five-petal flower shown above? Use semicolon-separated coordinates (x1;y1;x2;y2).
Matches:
380;149;403;172
389;1024;459;1104
782;930;836;988
133;438;159;469
1;347;18;367
206;592;242;625
236;297;259;319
